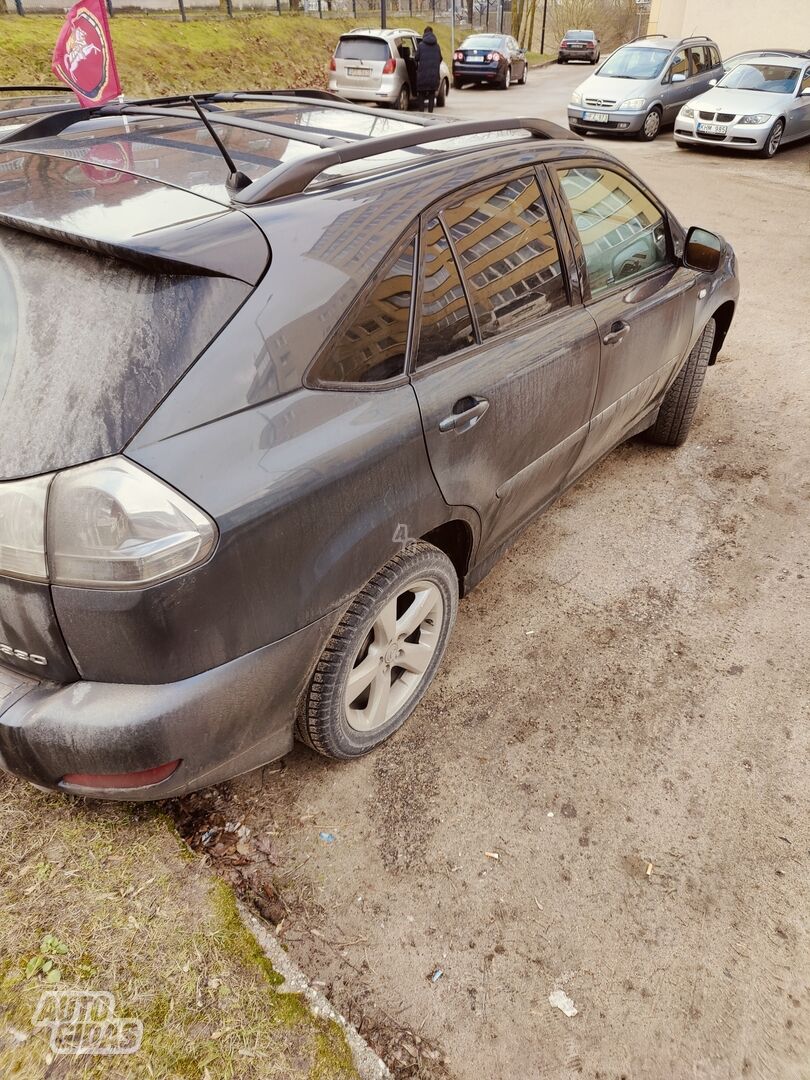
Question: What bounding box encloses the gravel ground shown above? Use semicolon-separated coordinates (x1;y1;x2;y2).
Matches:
175;64;810;1080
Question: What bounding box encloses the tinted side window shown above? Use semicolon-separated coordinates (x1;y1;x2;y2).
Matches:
314;237;414;384
416;218;475;369
667;50;688;80
558;167;668;298
443;174;567;341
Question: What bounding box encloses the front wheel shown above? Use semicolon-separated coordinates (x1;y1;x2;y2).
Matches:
519;61;528;84
758;118;784;158
437;78;449;106
297;542;458;759
638;106;662;140
645;319;716;446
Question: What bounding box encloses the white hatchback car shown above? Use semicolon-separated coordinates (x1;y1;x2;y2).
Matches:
328;27;451;111
674;54;810;157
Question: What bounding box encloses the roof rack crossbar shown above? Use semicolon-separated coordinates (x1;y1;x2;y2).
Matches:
234;116;579;206
632;34;668;40
0;85;76;94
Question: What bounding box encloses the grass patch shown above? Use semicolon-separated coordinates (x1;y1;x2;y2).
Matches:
0;11;465;96
0;774;358;1079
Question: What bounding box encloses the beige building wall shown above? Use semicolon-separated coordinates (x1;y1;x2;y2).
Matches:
647;0;810;58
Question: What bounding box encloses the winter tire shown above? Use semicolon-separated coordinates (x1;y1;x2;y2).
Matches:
298;542;458;759
646;318;716;447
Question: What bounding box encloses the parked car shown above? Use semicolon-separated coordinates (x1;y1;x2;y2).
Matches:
722;48;810;74
452;33;528;89
568;33;723;140
328;27;450;110
0;91;738;800
675;54;810;156
558;29;601;65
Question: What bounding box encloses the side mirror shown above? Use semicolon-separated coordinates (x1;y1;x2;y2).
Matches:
708;77;717;86
671;72;686;83
684;226;723;272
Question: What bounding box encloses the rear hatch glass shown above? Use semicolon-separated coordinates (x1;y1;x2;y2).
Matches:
0;226;251;481
335;37;391;62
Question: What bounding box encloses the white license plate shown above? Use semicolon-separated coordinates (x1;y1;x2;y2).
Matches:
583;111;610;123
467;55;484;62
347;67;370;77
697;122;727;135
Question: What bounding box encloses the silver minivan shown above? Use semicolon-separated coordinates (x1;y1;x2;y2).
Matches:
568;34;723;140
328;27;451;111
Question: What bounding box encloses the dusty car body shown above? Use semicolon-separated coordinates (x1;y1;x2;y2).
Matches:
0;91;738;800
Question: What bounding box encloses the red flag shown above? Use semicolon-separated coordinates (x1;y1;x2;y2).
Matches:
51;0;122;108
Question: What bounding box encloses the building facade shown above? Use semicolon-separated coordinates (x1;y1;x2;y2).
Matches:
646;0;810;58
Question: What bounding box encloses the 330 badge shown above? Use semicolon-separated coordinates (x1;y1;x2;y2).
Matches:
0;643;47;666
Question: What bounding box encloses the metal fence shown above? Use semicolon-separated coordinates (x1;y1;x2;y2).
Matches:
5;0;510;28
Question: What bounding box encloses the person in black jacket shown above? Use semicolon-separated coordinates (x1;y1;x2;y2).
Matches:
415;27;443;113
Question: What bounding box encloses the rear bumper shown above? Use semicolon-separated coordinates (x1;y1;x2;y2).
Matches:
0;610;336;801
567;107;646;134
558;49;597;61
453;64;502;82
327;76;398;105
674;114;769;150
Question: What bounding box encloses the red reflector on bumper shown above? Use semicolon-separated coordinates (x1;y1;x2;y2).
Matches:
61;759;181;790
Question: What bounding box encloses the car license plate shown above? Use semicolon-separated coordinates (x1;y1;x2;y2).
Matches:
347;67;370;77
697;122;727;135
584;111;610;123
467;56;484;62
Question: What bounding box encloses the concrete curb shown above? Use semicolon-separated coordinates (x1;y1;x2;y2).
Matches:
239;903;391;1080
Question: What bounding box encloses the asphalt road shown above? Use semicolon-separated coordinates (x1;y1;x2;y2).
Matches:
186;62;810;1080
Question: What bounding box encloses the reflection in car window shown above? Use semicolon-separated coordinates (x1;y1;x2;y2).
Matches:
667;51;688;80
443;174;567;341
597;46;670;80
415;218;475;368
719;62;801;93
315;237;414;384
558;167;668;298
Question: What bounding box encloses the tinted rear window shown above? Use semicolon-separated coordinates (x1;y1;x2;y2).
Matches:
462;36;505;49
335;37;391;61
0;227;249;480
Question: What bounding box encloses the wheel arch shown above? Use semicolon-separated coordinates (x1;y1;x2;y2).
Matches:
708;300;735;365
420;519;475;591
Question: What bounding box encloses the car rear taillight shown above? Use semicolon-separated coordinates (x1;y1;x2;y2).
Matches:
329;57;336;71
382;58;396;74
0;457;217;590
453;51;463;61
0;474;51;581
486;51;502;61
46;457;217;589
62;760;181;790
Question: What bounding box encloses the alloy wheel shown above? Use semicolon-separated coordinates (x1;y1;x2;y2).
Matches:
767;120;784;156
344;580;444;732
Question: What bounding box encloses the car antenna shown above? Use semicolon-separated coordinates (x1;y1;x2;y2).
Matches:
188;95;251;192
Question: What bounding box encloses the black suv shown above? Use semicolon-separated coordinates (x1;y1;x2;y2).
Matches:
0;90;738;799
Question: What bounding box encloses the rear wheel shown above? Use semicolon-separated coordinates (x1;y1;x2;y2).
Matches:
298;542;458;759
437;78;449;106
453;77;464;90
638;106;662;141
558;57;566;64
499;65;512;90
645;319;716;446
393;84;410;111
758;118;785;158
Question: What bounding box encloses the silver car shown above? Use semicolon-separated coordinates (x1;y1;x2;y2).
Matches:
675;55;810;157
328;27;451;111
568;34;722;141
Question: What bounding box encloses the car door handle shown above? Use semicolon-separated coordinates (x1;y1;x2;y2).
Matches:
439;396;490;433
603;320;630;345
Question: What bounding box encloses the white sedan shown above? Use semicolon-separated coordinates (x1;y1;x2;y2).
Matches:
674;54;810;157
